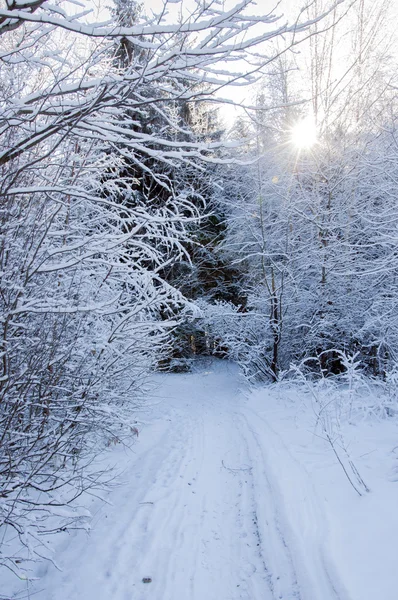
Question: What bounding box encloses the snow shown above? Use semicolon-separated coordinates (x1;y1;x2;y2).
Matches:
245;383;398;600
3;360;398;599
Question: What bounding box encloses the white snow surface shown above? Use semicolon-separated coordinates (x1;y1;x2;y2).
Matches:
4;360;398;599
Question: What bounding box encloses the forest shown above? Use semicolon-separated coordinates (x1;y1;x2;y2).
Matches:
1;0;398;591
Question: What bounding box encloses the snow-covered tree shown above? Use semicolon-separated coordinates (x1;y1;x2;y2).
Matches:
0;0;344;578
199;0;398;380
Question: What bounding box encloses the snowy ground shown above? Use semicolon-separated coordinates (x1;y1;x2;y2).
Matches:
3;360;398;599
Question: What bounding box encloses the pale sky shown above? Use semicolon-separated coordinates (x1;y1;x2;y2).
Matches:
139;0;296;126
86;0;398;127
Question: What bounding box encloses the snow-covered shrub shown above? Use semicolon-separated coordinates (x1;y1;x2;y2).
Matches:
382;363;398;417
0;138;192;575
288;355;370;496
193;300;276;382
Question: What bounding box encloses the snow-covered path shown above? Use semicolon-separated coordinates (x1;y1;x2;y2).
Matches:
29;361;354;600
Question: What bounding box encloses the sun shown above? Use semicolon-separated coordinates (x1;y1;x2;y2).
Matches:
291;116;317;149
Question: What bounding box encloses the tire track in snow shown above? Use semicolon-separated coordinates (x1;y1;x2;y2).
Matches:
132;411;207;600
235;411;302;600
240;404;352;600
230;413;301;600
44;413;196;600
114;409;206;600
